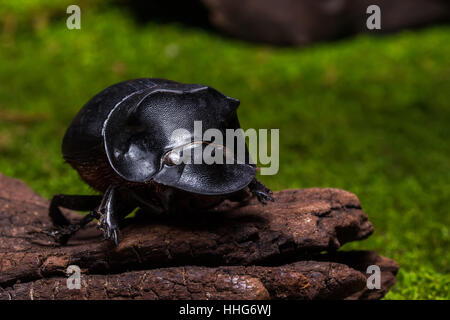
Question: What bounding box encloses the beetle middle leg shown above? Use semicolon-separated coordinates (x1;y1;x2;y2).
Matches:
47;188;130;245
46;210;100;245
46;194;103;244
49;194;103;226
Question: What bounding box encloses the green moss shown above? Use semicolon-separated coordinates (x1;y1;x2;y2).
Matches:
0;4;448;299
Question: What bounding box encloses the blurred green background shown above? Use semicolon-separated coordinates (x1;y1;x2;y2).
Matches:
0;1;449;299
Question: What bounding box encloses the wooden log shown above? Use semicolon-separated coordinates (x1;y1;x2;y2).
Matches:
0;173;397;300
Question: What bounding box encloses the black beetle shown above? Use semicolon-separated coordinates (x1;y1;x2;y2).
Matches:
48;78;274;245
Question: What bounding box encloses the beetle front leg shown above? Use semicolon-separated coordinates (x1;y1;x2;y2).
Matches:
248;178;275;205
97;186;123;246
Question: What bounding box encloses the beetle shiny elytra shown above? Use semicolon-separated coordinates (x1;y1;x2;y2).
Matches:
48;78;274;245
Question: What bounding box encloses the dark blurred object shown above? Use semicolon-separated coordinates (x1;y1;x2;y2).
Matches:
115;0;212;28
201;0;450;45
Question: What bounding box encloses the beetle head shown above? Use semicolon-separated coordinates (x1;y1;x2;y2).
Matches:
103;83;256;195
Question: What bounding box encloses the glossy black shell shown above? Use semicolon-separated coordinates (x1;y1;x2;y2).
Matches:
62;78;256;195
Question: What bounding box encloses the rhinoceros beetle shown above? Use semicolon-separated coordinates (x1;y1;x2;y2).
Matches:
48;78;274;245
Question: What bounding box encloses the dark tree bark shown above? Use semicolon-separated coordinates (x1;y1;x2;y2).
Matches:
0;173;398;300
